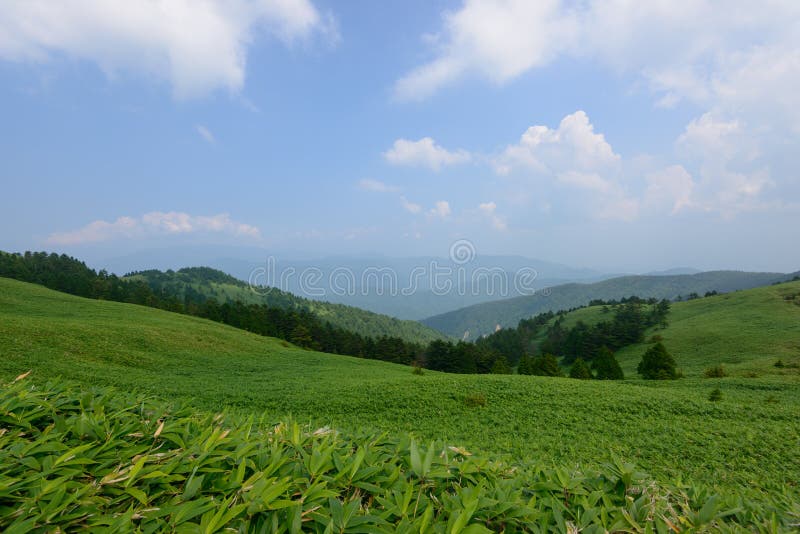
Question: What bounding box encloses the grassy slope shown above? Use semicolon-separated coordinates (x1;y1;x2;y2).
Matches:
1;277;799;506
126;269;447;344
548;282;800;377
424;270;793;338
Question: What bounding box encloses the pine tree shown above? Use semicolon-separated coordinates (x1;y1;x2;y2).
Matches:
637;342;677;379
517;354;534;375
490;356;512;374
592;347;624;380
569;358;592;379
532;354;563;377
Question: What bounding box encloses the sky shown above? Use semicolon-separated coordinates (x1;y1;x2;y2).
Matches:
1;0;799;273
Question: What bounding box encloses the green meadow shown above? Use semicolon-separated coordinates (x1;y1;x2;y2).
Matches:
2;276;799;524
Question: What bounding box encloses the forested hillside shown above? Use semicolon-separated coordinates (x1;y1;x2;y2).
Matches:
0;251;444;344
423;270;797;338
127;266;445;342
1;277;799;529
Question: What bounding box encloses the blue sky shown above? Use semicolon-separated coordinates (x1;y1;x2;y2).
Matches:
1;0;798;272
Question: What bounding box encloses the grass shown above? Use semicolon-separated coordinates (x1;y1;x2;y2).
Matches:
2;277;800;518
4;378;781;532
548;282;800;377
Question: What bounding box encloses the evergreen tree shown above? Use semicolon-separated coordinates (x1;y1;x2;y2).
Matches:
517;354;535;375
569;358;592;379
531;354;563;377
637;342;677;379
490;356;512;374
592;347;624;380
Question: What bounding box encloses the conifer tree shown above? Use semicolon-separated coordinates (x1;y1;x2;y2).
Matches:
569;358;592;379
593;347;624;380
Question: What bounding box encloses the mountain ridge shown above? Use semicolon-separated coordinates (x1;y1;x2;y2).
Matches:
422;269;799;338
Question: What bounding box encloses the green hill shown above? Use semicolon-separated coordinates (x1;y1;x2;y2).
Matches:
423;270;796;338
546;281;800;377
127;266;446;343
1;275;799;522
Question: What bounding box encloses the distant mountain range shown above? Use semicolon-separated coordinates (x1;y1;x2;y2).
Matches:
126;266;447;344
422;270;800;339
93;246;615;319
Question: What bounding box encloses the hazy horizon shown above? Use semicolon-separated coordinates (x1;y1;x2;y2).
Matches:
2;1;799;273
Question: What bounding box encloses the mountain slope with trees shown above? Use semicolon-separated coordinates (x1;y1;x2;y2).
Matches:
0;251;445;344
423;270;797;338
1;276;799;527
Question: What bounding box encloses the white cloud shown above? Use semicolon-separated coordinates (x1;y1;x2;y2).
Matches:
429;200;452;218
196;124;215;144
394;0;576;100
643;165;696;215
395;0;800;130
0;0;333;98
358;179;399;193
400;196;422;214
596;196;640;223
495;111;620;176
495;111;638;221
676;113;773;216
384;137;470;171
477;201;507;230
556;171;611;193
47;211;261;245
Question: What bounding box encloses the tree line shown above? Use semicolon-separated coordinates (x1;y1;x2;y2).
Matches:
0;251;674;378
0;252;422;365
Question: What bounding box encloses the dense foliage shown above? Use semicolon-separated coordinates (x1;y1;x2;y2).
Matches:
541;299;670;364
423;271;797;338
591;347;625;380
0;251;650;376
129;267;445;343
0;251;443;344
568;358;592;379
517;354;563;377
2;377;792;532
0;251;425;366
3;277;800;522
638;342;679;380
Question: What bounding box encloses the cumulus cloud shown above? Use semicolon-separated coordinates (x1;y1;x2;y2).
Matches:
395;0;800;129
395;0;576;100
643;165;696;215
494;111;619;176
384;137;471;171
47;211;261;245
477;201;507;230
676;113;773;216
400;196;422;214
494;110;638;221
196;125;215;144
0;0;333;98
428;200;452;218
358;179;399;193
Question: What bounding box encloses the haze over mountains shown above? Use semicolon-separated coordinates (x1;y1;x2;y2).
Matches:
78;245;778;322
424;270;800;339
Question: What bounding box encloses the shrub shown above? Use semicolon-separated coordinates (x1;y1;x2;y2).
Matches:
490;356;512;374
637;342;678;380
412;363;424;375
704;365;727;378
520;354;563;377
569;358;592;379
593;347;624;380
649;334;664;343
709;388;723;402
463;392;487;407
